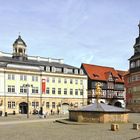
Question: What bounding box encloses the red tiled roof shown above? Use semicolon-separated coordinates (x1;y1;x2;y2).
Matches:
82;63;125;83
117;70;128;76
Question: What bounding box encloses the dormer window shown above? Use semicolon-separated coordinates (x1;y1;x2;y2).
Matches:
80;69;84;75
74;69;78;74
108;74;113;81
67;69;73;74
63;68;67;74
51;66;56;72
93;74;99;78
55;67;62;73
114;77;118;81
46;66;50;72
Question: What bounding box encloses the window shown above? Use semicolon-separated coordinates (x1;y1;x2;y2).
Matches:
8;101;15;109
70;79;73;84
32;76;38;82
12;101;15;108
75;79;78;84
12;74;15;80
58;88;61;94
8;85;15;93
52;88;55;94
64;68;67;73
136;60;140;67
115;84;124;90
8;74;15;80
70;89;73;95
32;102;39;108
108;82;114;89
52;102;55;108
46;102;50;108
67;69;73;74
80;80;83;85
64;88;67;95
80;89;83;95
46;87;49;94
58;78;61;83
74;69;78;74
8;101;11;108
20;86;27;93
137;75;140;81
64;79;67;84
32;87;38;94
47;77;49;83
20;75;27;81
75;89;78;95
75;102;78;107
130;62;135;68
56;67;62;73
132;75;136;82
52;78;55;83
46;66;50;72
51;67;56;72
8;74;10;80
80;69;83;74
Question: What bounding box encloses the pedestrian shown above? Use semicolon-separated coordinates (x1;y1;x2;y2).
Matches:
51;109;53;115
57;109;60;115
39;107;43;118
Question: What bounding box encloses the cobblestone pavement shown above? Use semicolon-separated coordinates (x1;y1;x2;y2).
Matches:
0;113;140;140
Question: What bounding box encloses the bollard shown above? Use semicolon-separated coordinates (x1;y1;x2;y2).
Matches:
133;123;139;130
5;112;7;117
111;124;119;131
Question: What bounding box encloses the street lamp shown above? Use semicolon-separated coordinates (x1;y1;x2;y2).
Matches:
23;84;33;118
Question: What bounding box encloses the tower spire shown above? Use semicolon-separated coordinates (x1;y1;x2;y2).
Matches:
18;32;21;37
138;21;140;35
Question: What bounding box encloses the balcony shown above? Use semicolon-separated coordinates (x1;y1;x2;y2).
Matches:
88;92;124;100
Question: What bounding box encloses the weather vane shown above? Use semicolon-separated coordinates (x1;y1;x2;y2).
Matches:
18;32;21;37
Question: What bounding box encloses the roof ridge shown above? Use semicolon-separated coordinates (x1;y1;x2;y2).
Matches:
82;63;115;69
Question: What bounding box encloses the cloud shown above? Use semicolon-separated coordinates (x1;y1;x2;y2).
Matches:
81;54;94;64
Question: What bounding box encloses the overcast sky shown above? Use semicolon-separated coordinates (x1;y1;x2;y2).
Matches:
0;0;140;70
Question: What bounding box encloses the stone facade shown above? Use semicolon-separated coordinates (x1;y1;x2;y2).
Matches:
125;22;140;112
0;96;87;115
0;36;88;115
69;111;128;123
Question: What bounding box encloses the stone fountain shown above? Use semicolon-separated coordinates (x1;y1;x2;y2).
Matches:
69;82;129;123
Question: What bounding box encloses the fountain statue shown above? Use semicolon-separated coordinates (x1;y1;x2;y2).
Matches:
69;82;129;123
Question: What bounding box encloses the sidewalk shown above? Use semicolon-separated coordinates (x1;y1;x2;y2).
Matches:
0;114;68;125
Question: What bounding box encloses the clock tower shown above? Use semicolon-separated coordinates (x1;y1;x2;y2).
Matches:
12;35;27;60
129;22;140;72
125;22;140;112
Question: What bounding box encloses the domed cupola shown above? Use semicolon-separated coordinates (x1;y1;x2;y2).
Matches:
12;35;27;60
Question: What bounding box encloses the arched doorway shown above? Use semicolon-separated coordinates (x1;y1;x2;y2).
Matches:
19;102;28;114
114;102;122;108
61;103;69;114
100;101;105;104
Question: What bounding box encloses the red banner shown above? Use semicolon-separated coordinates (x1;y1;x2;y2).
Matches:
42;79;46;94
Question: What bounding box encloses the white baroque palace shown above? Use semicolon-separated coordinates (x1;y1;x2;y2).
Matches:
0;36;87;116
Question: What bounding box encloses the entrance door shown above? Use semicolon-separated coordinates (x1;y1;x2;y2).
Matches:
114;102;122;108
19;102;28;114
62;103;69;114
